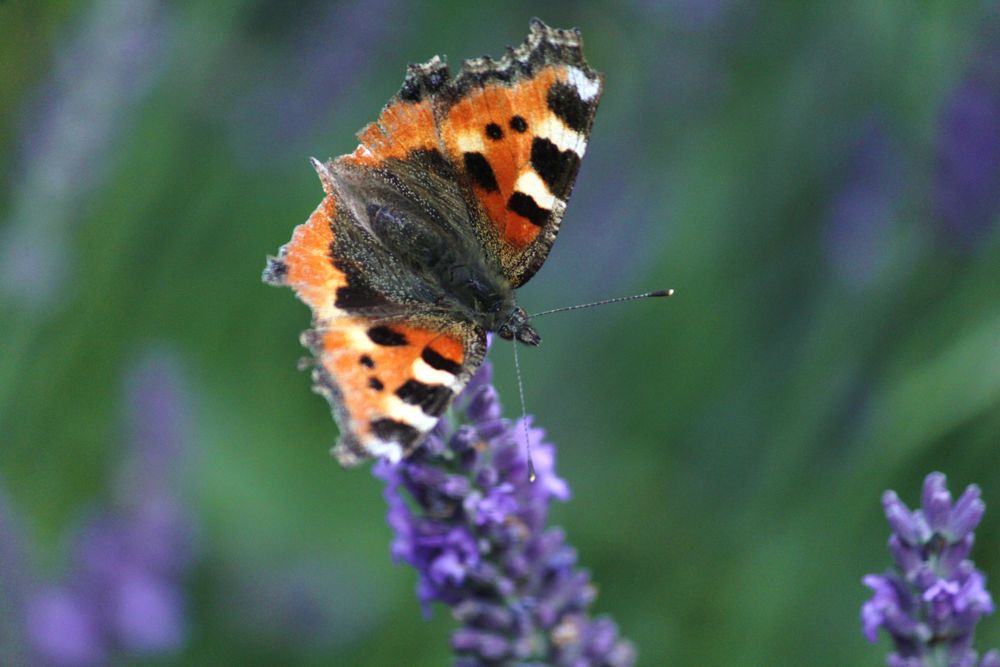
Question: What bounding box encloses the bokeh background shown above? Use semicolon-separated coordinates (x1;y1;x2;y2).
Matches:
3;1;1000;665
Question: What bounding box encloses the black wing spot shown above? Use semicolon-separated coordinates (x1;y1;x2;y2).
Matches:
485;123;504;140
360;355;375;368
510;115;528;133
421;346;462;375
507;192;549;227
530;137;581;200
368;326;408;346
396;379;452;416
399;77;422;103
332;258;388;310
262;257;288;285
370;418;420;446
335;284;385;309
463;152;500;192
368;377;384;391
547;81;590;133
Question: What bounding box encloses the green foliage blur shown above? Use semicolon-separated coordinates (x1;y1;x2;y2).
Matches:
3;1;1000;665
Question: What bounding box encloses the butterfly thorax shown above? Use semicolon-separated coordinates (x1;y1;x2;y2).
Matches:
364;200;540;346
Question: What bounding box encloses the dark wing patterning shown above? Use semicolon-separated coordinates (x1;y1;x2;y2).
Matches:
263;187;486;465
344;18;603;288
263;20;599;463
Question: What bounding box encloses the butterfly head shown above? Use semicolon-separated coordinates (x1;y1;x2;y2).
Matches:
496;306;541;347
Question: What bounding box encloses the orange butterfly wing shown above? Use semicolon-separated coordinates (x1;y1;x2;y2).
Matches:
264;189;486;465
436;21;602;286
263;20;599;463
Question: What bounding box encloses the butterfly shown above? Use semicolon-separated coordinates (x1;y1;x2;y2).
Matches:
263;19;602;465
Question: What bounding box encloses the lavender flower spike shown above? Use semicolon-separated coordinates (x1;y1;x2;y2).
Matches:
862;472;1000;667
374;361;636;666
24;349;195;665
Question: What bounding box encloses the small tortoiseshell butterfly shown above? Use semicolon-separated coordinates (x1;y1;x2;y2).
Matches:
263;19;602;465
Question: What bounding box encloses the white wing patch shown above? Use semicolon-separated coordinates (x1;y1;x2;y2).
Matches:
567;66;600;101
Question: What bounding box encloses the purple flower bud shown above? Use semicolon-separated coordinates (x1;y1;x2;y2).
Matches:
950;485;986;541
864;473;998;665
589;616;621;656
449;425;479;457
955;569;994;616
862;574;925;643
466;384;502;423
922;472;953;533
883;490;930;545
451;628;510;660
453;600;516;630
430;551;469;586
941;534;975;576
606;639;640;667
888;534;924;579
923;575;961;624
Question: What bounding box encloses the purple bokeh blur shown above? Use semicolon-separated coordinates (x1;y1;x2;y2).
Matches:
6;349;196;666
224;0;409;166
935;40;1000;246
824;118;902;288
0;0;172;308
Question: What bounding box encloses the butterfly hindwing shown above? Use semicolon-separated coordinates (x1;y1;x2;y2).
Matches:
305;317;486;466
265;185;488;464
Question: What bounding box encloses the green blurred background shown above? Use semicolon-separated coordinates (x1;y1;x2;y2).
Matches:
3;1;1000;665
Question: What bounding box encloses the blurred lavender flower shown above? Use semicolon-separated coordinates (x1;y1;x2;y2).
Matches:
225;0;408;165
0;0;172;308
374;362;636;666
824;118;902;288
862;472;1000;667
21;349;195;665
934;42;1000;246
218;557;388;655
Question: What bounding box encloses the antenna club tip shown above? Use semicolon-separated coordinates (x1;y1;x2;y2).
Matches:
652;289;675;297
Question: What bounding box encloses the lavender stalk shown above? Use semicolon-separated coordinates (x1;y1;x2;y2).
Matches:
374;361;636;666
863;472;1000;667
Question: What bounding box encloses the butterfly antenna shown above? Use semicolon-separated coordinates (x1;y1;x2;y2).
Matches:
529;289;674;318
510;335;536;483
